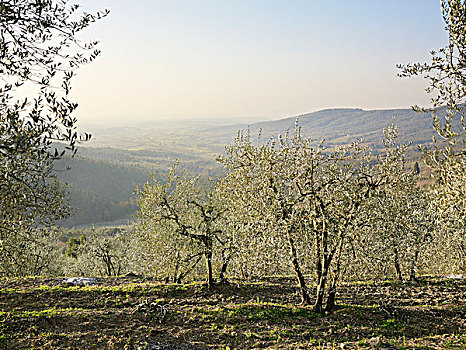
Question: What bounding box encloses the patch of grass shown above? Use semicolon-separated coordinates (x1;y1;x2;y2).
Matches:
0;314;8;347
5;308;86;319
0;288;26;295
226;303;318;322
444;333;466;349
379;318;403;330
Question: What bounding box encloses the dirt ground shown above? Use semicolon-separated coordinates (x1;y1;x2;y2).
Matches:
0;275;465;349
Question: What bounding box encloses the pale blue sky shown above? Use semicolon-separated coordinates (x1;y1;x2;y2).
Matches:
73;0;446;124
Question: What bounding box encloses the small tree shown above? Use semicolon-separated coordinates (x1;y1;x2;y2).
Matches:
65;234;87;259
354;126;436;282
85;231;129;277
135;164;229;286
60;227;132;277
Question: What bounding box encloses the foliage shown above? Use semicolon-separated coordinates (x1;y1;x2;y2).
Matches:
134;164;230;286
0;0;107;275
398;0;465;116
65;234;86;259
218;124;380;312
0;153;70;276
398;0;466;210
0;0;108;159
351;125;437;281
60;227;131;277
398;0;466;271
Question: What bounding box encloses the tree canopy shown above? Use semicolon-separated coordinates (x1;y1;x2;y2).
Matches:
0;0;108;276
399;0;465;220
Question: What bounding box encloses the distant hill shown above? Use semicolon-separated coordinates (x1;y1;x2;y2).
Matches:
208;108;439;149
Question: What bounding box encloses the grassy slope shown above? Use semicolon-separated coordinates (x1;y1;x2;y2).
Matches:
1;276;465;349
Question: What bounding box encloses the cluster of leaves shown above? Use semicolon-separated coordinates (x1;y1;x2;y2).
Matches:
0;155;69;276
0;0;108;160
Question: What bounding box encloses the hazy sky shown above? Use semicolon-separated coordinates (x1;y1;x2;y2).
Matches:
73;0;447;124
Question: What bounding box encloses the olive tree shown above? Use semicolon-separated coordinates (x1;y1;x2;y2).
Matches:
353;126;436;282
0;1;107;275
135;165;231;286
0;153;70;276
398;0;465;271
398;0;465;214
219;124;378;312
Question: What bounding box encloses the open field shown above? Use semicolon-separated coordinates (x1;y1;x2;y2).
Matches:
1;276;465;349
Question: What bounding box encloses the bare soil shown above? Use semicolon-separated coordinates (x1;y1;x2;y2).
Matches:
0;275;465;349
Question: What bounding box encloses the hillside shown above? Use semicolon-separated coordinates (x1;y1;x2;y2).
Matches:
249;108;435;147
54;156;151;227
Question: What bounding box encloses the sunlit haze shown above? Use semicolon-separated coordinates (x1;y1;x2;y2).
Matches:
73;0;446;126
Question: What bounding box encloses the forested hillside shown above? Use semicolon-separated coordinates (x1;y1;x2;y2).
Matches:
53;143;226;227
54;156;150;227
